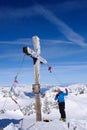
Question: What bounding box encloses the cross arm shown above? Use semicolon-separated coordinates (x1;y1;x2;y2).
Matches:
23;46;47;64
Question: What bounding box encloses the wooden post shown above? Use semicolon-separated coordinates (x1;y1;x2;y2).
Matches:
23;36;47;121
32;36;41;121
0;128;3;130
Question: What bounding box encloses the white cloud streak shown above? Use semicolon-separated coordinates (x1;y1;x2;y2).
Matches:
34;4;87;47
53;64;87;72
57;0;87;13
0;38;72;45
0;53;23;59
0;7;37;19
0;38;32;45
0;37;86;60
0;4;87;48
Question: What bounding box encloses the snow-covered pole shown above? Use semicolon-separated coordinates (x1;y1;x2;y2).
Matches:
32;36;40;84
23;36;47;121
32;36;42;121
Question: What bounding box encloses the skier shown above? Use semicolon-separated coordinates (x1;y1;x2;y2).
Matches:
54;88;68;121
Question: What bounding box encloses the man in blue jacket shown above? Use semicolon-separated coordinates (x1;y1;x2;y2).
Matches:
54;88;68;121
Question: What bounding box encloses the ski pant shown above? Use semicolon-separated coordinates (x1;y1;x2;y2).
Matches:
58;102;66;119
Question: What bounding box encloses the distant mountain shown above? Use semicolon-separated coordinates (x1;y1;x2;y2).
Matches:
68;83;87;95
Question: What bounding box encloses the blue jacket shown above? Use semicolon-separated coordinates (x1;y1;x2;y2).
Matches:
54;91;68;103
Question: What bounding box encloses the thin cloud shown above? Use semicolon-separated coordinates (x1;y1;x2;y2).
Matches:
0;39;73;47
0;7;37;19
58;0;87;12
41;39;73;45
33;4;87;47
0;38;32;45
0;38;86;60
0;53;23;59
53;64;87;72
0;4;87;48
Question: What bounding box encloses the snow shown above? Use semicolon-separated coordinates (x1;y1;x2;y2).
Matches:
0;84;87;130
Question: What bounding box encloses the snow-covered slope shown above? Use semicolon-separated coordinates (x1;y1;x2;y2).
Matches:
0;84;87;130
68;83;87;94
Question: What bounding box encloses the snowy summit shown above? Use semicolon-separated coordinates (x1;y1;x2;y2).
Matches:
0;83;87;130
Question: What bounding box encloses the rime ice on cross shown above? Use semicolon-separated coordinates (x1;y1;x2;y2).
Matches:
23;36;47;121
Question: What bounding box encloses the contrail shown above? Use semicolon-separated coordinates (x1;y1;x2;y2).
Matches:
33;3;87;47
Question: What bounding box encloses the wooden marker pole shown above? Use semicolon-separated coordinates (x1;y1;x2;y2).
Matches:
23;36;47;121
32;36;41;121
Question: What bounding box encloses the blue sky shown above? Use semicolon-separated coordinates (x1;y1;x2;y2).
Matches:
0;0;87;86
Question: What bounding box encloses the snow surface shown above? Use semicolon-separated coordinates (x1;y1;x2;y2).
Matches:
0;84;87;130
